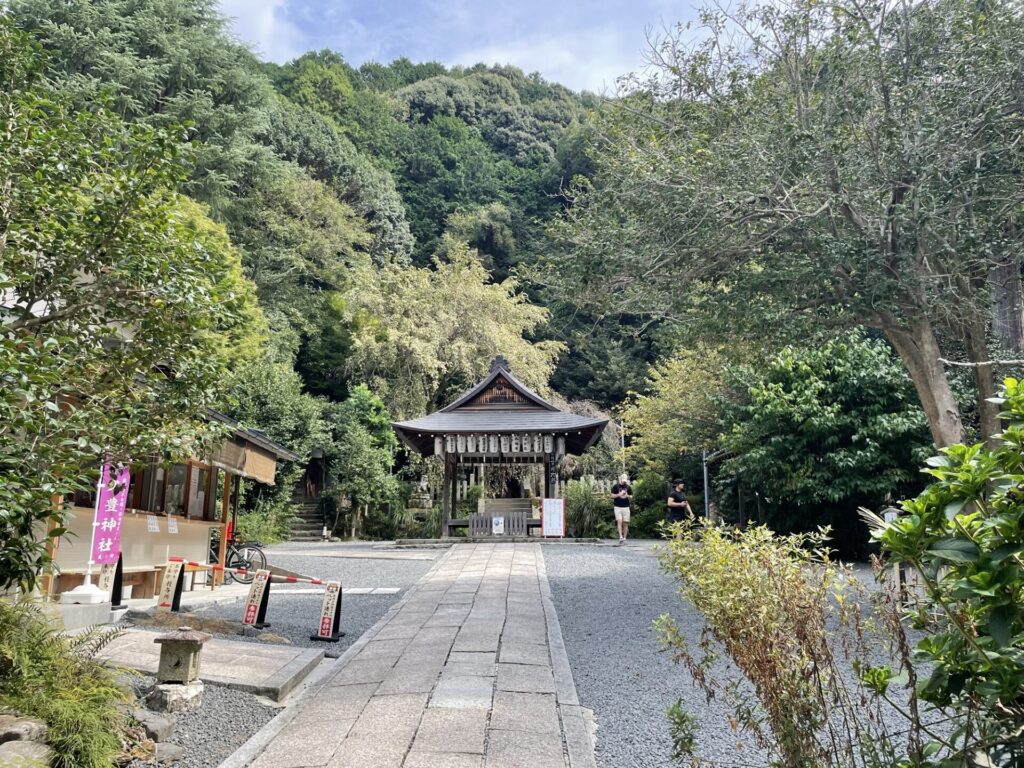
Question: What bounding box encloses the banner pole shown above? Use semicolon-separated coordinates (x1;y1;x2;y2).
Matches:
83;462;107;587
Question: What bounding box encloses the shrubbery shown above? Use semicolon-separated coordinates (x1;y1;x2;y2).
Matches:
866;377;1024;766
564;478;613;538
659;377;1024;767
0;600;129;768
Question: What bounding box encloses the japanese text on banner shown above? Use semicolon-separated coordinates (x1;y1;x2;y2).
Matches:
91;463;130;566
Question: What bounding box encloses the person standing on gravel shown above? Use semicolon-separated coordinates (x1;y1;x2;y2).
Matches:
610;473;633;544
666;480;693;525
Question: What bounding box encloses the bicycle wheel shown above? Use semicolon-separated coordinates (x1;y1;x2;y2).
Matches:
230;545;266;584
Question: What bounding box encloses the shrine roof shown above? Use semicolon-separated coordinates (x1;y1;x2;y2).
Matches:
392;357;608;455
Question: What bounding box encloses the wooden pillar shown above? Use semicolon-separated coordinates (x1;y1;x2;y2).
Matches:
441;454;452;538
451;457;459;521
214;470;231;587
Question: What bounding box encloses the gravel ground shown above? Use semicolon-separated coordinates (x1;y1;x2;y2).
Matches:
545;542;762;768
260;542;439;589
191;592;397;649
125;675;275;768
185;544;439;649
545;543;940;768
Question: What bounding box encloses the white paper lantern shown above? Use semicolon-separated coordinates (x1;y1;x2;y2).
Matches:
543;435;553;453
434;437;444;456
456;435;466;453
466;435;477;453
533;435;543;453
511;434;520;452
500;435;510;454
489;435;499;453
556;436;566;458
446;435;456;453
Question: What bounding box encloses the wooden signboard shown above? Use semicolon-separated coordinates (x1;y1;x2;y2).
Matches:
97;553;125;609
242;569;272;628
311;581;344;642
542;498;565;538
157;560;184;612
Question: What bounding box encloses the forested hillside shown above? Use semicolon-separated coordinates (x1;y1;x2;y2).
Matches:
9;0;1015;555
5;0;641;538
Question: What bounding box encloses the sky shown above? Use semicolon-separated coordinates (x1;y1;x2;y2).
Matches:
218;0;702;94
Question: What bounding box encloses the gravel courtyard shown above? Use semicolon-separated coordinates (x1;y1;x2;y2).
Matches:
544;542;764;768
190;542;441;649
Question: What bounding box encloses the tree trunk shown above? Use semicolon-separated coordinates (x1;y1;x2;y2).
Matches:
990;252;1024;353
962;317;1001;447
885;320;964;447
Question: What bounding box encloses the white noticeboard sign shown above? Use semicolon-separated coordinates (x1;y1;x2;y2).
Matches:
147;515;160;533
542;498;565;538
492;516;505;535
167;517;178;534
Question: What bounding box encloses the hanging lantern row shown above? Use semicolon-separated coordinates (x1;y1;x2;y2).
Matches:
433;433;563;458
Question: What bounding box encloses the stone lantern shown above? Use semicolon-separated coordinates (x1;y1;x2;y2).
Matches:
147;626;210;713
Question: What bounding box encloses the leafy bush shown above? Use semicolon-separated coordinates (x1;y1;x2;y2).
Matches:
718;334;932;558
0;600;129;768
868;377;1024;767
235;501;295;544
563;477;607;537
657;522;919;766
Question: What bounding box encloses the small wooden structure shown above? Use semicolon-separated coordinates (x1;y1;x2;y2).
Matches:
50;412;298;598
392;357;607;536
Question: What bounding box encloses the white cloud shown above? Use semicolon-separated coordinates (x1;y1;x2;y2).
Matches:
452;25;646;94
219;0;304;63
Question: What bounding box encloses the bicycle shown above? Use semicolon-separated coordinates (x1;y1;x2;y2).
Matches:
209;535;267;584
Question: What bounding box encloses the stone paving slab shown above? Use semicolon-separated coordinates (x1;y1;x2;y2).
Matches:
97;629;323;701
234;543;596;767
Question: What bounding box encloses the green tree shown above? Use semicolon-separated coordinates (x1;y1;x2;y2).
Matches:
228;160;370;357
0;19;259;589
619;344;729;476
719;335;931;555
255;95;414;262
395;116;505;261
343;238;564;417
224;357;329;539
547;0;1024;448
10;0;272;211
324;385;400;538
444;202;517;277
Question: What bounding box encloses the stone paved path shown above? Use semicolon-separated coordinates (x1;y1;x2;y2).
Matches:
245;543;595;768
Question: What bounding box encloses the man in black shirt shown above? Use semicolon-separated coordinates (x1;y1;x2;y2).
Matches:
610;473;633;544
667;480;692;524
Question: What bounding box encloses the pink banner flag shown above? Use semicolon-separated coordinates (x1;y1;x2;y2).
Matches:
90;462;131;566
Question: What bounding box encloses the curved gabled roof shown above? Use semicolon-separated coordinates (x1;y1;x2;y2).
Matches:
392;357;608;456
440;356;558;413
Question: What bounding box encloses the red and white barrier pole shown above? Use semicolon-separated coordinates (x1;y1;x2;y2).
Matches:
165;558;344;638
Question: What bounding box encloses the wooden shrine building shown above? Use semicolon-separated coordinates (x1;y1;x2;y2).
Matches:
392;357;608;536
